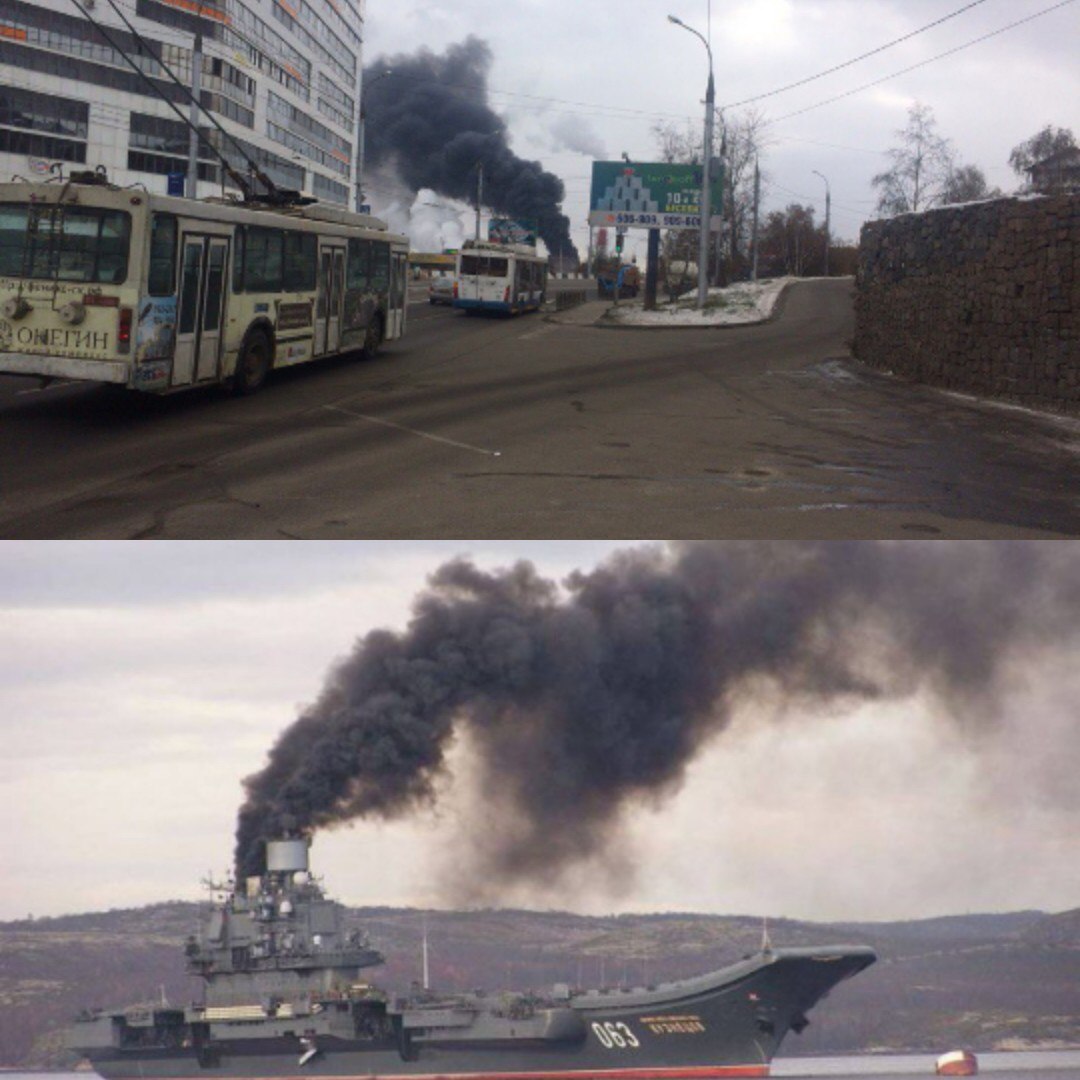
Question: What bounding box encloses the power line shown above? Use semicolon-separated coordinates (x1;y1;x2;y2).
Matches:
362;0;994;136
719;0;990;110
767;0;1078;127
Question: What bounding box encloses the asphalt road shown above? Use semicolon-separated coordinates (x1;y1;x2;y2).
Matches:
1;278;1077;538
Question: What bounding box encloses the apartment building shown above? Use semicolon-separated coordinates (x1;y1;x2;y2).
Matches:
0;0;363;205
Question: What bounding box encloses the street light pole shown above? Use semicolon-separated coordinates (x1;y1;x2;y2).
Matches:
813;169;830;276
356;69;391;212
668;14;714;310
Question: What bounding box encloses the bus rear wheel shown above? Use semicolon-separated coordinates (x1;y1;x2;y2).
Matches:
362;315;383;359
233;330;273;395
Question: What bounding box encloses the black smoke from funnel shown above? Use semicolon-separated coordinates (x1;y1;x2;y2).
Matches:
363;37;579;263
234;542;1080;884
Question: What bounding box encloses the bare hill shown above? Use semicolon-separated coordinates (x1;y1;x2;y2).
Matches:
2;904;1077;1067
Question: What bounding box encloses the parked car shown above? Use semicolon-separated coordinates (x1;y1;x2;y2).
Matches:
429;271;455;305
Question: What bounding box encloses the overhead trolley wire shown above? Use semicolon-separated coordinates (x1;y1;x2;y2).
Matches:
766;0;1078;126
363;0;995;132
718;0;990;110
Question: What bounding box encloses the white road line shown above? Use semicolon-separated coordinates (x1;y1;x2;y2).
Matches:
323;404;502;457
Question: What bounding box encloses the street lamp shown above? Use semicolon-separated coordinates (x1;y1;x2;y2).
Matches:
812;169;831;276
356;68;392;212
668;13;714;309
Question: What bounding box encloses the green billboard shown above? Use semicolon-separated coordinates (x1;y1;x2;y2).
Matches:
588;161;723;232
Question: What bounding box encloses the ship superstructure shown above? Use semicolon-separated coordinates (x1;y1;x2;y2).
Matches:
69;839;876;1079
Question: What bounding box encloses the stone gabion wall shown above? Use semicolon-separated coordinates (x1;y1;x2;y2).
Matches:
853;193;1079;414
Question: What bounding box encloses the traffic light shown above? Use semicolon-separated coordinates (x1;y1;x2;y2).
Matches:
615;230;625;255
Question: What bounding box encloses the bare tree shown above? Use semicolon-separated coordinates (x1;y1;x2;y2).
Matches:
1008;125;1077;190
652;107;770;282
941;164;1001;205
872;103;956;215
718;107;771;281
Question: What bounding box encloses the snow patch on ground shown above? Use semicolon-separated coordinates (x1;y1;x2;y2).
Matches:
604;276;796;327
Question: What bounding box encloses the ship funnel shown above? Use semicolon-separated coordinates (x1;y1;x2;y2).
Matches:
266;838;310;873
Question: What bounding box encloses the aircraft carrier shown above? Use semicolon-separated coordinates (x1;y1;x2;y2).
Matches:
68;839;876;1080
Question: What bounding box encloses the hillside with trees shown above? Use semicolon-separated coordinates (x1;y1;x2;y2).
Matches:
2;904;1078;1068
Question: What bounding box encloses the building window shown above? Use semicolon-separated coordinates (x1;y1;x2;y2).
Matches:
0;84;89;139
0;127;86;163
313;172;348;206
127;150;218;182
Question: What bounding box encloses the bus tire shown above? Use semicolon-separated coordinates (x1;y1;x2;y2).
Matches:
362;314;383;359
233;329;273;395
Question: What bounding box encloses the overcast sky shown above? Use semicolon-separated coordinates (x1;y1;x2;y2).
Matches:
2;541;1077;925
362;0;1080;259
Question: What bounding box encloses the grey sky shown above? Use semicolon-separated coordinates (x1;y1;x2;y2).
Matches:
2;541;1077;924
363;0;1080;260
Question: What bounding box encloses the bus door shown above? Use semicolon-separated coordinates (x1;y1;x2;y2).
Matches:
173;234;229;387
315;244;346;355
388;251;407;339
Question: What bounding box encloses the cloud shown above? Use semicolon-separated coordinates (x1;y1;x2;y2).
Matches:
549;113;607;159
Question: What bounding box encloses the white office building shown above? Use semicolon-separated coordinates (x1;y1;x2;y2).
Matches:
0;0;364;205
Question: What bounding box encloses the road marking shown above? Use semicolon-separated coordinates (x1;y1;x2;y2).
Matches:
322;404;501;457
518;325;557;340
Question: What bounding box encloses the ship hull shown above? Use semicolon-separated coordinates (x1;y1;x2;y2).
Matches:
76;947;874;1080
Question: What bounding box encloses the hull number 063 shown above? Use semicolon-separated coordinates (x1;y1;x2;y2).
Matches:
592;1021;640;1049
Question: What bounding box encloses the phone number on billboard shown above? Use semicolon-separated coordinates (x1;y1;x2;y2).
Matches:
612;213;702;227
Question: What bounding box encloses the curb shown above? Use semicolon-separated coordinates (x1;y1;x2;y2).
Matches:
592;281;796;331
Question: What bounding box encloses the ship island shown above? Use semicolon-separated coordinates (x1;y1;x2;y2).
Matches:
68;838;877;1080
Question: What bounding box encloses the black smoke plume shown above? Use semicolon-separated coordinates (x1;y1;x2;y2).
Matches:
235;542;1080;885
363;37;579;263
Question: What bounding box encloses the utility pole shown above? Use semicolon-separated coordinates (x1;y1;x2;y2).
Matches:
475;162;483;241
356;70;391;212
813;169;831;276
668;15;714;310
750;157;760;281
699;64;715;306
186;33;202;198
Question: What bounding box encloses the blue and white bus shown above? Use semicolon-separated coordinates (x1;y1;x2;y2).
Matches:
453;239;547;315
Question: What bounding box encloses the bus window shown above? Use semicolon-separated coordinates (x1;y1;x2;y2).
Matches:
232;226;245;292
0;205;130;283
459;254;508;277
244;227;283;292
347;237;371;289
147;213;177;296
97;213;129;283
178;242;203;335
203;242;226;331
371;241;390;292
283;231;317;292
0;205;26;276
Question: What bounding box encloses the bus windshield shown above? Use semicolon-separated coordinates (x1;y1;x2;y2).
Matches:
0;204;131;284
460;254;509;277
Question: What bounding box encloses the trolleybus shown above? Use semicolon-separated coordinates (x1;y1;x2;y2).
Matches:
0;174;409;394
452;238;547;315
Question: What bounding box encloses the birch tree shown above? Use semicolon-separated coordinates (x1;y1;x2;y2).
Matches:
872;103;955;215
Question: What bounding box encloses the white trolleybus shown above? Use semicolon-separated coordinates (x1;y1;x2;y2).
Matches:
452;238;547;315
0;173;409;395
